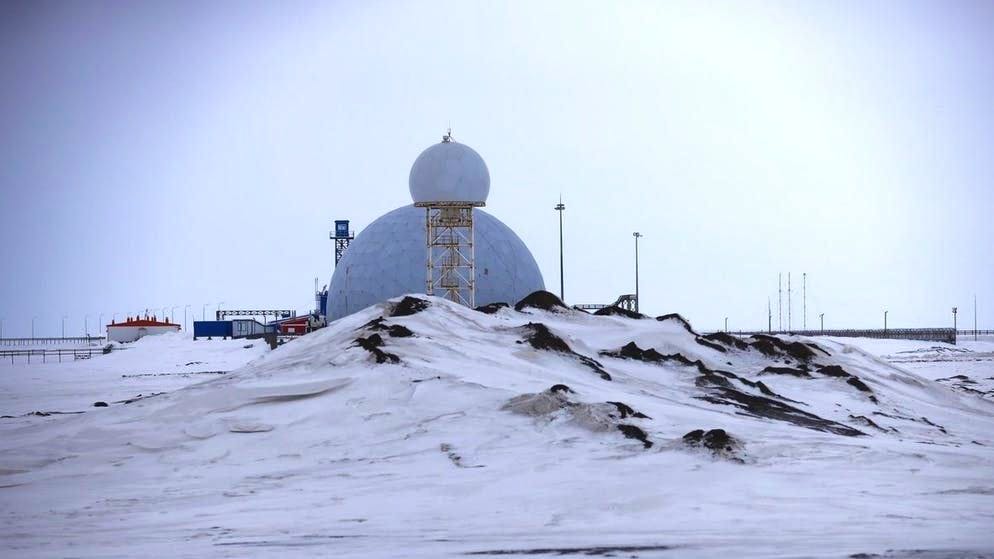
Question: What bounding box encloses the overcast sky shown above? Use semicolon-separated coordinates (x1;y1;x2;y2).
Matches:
1;0;992;336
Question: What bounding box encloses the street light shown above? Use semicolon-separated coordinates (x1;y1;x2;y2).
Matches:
633;232;643;313
554;199;566;303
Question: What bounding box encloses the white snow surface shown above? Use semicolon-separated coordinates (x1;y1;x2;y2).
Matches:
1;297;993;558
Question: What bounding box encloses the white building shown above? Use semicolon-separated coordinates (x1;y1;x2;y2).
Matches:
106;317;180;343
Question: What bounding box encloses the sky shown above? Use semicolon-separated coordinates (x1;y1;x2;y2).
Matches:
1;0;992;337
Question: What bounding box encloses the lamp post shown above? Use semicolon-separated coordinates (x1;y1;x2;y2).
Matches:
633;232;643;313
184;305;192;332
820;313;824;334
952;307;958;337
554;199;565;302
884;310;888;333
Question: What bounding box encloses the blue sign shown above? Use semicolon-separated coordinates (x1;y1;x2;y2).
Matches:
335;220;350;238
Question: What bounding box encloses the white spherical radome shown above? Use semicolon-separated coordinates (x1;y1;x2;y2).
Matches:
409;140;490;205
328;205;544;320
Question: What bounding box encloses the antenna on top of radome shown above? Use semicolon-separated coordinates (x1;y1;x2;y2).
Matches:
443;123;453;143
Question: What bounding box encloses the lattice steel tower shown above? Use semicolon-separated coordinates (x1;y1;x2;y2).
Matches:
409;130;490;308
330;220;353;267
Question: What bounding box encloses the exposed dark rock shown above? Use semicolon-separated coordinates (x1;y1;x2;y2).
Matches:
760;366;811;378
818;365;852;378
736;378;804;403
549;384;573;394
806;341;832;356
93;401;108;407
474;302;509;314
616;424;653;448
694;337;727;353
697;386;865;436
519;323;611;381
514;290;569;312
607;401;651;419
702;332;750;351
696;370;734;388
361;317;414;338
748;335;818;361
683;429;743;461
655;313;695;334
849;414;891;433
520;322;571;353
353;334;400;364
390;296;429;317
846;377;872;393
593;306;646;319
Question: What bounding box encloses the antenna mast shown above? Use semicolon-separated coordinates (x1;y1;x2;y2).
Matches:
803;272;807;331
788;272;792;333
778;273;783;333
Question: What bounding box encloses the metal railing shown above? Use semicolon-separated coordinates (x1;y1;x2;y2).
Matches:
0;336;106;347
0;347;113;364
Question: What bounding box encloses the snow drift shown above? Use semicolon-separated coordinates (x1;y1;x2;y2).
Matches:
2;293;993;557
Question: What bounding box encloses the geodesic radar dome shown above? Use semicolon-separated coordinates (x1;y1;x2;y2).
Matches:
409;140;490;205
328;205;544;320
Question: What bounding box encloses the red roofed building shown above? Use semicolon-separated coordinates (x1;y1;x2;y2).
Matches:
106;315;181;343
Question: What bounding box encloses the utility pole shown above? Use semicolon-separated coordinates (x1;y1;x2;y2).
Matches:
61;315;67;339
184;305;192;332
31;316;37;339
555;198;566;303
975;294;979;341
633;232;643;313
803;272;807;331
724;316;728;333
768;298;772;333
778;273;782;333
884;310;888;333
820;313;824;334
953;307;958;337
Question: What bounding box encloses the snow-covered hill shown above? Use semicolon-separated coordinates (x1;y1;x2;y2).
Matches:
2;294;993;558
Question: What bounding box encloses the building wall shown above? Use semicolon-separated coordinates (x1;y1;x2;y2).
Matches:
107;325;180;343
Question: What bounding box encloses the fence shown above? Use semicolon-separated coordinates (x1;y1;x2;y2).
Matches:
722;328;958;345
0;336;106;347
0;347;112;364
